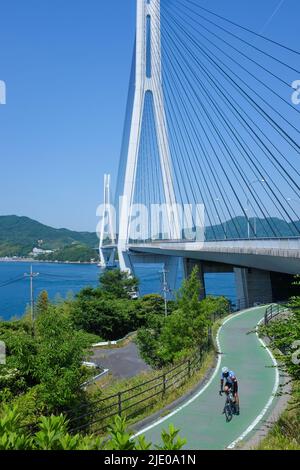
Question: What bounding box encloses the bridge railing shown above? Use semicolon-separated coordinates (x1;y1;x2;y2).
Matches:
129;236;300;245
264;303;289;325
218;297;272;313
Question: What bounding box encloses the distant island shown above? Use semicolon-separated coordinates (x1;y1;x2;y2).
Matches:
0;215;99;263
0;214;299;263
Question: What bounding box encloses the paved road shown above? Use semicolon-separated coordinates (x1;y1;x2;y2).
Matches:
134;306;279;450
92;341;151;379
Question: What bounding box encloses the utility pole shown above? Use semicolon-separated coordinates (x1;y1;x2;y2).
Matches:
160;268;171;317
24;265;39;322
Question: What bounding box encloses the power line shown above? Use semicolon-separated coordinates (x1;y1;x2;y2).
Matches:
0;275;26;289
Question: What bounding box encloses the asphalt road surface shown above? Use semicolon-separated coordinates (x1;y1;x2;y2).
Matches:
92;341;151;379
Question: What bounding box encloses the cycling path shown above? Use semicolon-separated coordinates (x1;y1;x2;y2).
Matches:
134;306;280;450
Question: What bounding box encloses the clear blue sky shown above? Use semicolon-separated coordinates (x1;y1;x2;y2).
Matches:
0;0;298;231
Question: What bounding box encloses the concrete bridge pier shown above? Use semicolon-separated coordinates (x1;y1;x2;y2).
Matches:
164;256;180;294
123;251;181;295
182;257;274;308
234;267;273;308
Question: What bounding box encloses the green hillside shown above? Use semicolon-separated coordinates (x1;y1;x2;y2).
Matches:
206;216;300;240
0;214;299;259
0;215;99;257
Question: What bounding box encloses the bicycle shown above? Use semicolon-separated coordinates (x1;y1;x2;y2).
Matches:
219;390;237;422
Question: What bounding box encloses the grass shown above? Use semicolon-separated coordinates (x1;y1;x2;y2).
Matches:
71;348;215;436
126;350;215;429
256;383;300;450
74;313;228;436
256;311;300;451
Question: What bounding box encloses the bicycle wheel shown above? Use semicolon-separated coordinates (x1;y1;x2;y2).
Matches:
224;403;233;422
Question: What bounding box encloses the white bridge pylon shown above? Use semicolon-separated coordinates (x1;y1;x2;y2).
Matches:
118;0;181;272
99;174;116;268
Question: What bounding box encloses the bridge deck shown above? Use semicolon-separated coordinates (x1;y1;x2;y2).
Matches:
128;239;300;274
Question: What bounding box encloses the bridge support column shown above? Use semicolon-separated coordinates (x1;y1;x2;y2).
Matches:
164;257;180;293
234;267;273;309
183;258;206;300
119;250;135;274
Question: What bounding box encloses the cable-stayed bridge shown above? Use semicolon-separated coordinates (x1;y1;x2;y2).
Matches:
99;0;300;306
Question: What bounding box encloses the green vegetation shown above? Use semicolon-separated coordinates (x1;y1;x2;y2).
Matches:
86;348;214;433
256;385;300;450
70;270;164;340
0;267;229;450
37;244;97;263
258;280;300;450
0;408;186;450
206;216;300;240
0;215;98;260
136;267;229;367
0;297;98;416
99;269;139;299
0;270;177;430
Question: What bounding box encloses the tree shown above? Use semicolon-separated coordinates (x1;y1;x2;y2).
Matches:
70;287;165;340
175;266;204;320
33;306;92;413
71;289;141;340
0;321;37;400
35;291;50;318
261;294;300;386
99;269;139;299
136;327;164;369
137;294;166;317
136;267;229;366
0;305;93;415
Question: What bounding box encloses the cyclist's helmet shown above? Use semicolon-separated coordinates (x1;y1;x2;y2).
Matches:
222;367;229;376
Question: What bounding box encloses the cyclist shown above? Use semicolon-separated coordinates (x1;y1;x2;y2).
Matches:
219;366;240;415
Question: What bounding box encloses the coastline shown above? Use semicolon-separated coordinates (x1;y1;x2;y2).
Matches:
0;258;99;266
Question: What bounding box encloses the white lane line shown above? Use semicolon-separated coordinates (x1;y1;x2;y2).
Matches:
132;307;256;440
227;316;279;449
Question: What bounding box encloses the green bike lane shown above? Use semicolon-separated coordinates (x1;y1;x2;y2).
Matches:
134;306;279;450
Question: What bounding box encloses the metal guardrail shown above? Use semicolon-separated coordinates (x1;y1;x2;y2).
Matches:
264;304;288;325
214;296;271;313
68;340;212;436
127;236;300;245
92;332;136;348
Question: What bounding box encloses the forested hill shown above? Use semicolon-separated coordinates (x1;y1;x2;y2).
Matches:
0;215;99;257
205;216;300;240
1;214;299;258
